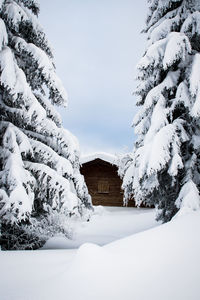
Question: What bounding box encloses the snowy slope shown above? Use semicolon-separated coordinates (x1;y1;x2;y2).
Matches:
65;212;200;300
0;211;200;300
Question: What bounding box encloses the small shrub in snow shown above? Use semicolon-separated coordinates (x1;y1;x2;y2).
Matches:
0;205;74;250
29;205;74;241
0;222;45;251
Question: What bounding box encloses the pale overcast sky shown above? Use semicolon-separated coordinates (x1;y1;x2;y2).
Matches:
39;0;147;155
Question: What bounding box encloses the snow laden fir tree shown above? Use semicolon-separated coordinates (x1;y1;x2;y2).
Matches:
0;0;92;249
120;0;200;222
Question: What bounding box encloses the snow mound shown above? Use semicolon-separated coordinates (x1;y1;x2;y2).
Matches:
93;205;106;215
66;211;200;300
74;243;104;265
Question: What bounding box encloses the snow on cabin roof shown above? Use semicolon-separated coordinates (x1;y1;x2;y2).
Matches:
80;152;117;166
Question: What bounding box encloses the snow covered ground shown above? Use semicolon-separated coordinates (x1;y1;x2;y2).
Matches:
1;207;200;300
43;206;158;249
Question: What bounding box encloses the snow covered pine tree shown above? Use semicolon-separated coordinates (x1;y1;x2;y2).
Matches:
0;0;92;250
121;0;200;222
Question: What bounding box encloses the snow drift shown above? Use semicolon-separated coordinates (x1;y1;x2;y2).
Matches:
0;211;200;300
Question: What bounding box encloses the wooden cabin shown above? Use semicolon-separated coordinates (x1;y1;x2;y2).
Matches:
80;153;135;207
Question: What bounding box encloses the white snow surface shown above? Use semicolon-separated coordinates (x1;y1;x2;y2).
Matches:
81;152;117;165
1;208;200;300
43;206;157;248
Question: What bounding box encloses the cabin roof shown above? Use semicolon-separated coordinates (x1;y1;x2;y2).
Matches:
80;152;117;166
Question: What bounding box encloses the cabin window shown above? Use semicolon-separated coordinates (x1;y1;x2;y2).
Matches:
98;180;109;193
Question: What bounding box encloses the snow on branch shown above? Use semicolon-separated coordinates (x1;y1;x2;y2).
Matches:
163;33;191;69
0;19;8;50
25;161;79;213
29;138;74;178
2;1;52;57
181;11;200;36
0;46;46;123
134;70;180;136
3;2;29;30
190;53;200;97
175;180;200;217
34;93;62;127
13;37;68;105
149;15;179;44
23;124;79;166
15;0;40;16
0;121;32;155
138;33;191;73
137;120;188;179
146;0;182;31
0;123;35;224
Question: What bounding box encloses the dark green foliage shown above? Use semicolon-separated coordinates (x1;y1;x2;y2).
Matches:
0;222;45;250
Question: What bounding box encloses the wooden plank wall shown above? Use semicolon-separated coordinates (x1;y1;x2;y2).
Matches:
81;159;135;207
